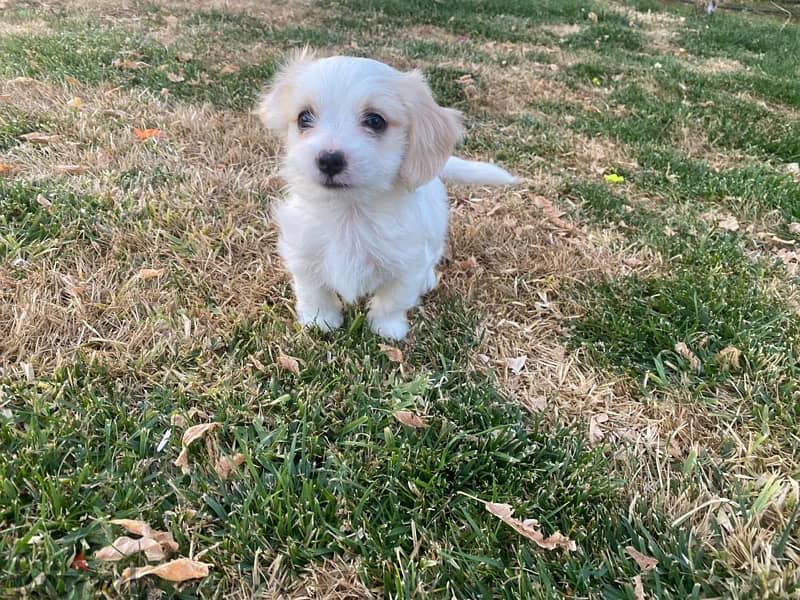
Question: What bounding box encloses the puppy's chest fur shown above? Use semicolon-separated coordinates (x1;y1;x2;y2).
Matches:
276;198;415;302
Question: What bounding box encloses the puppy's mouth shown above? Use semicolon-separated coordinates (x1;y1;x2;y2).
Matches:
321;178;348;189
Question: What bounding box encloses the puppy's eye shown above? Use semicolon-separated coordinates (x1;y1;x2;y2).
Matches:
297;110;315;130
362;113;386;133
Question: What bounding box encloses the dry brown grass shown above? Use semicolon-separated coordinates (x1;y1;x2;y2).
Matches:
0;79;288;375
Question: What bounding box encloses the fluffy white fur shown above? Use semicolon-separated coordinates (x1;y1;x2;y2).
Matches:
257;51;515;340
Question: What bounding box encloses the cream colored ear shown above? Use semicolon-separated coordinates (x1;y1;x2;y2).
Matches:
399;70;463;190
255;47;316;131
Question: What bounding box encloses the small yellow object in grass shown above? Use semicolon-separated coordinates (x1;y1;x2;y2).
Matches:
592;77;602;86
67;96;82;108
604;173;625;184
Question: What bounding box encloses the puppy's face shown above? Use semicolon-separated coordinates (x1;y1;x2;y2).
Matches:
257;52;462;196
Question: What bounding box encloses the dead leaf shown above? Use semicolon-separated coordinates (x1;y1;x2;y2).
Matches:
172;422;219;473
112;58;149;70
109;519;180;553
214;453;245;480
715;346;741;371
674;342;700;371
182;422;219;447
456;255;479;273
137;267;165;280
177;52;194;62
20;132;61;144
171;414;187;428
71;549;88;572
530;194;579;234
633;574;645;600
134;127;161;140
36;194;52;209
588;413;608;445
167;71;185;83
0;94;10;103
277;353;300;375
625;546;658;571
505;355;527;375
787;222;800;235
54;165;85;175
484;501;576;551
95;536;166;562
0;162;15;175
393;410;429;428
456;73;475;85
118;558;212;585
378;344;403;363
218;63;240;75
717;214;739;232
67;96;83;108
522;396;547;413
785;163;800;177
65;76;81;86
174;448;189;471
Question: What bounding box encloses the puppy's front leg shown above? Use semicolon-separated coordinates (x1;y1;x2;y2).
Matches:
292;274;343;332
367;274;428;340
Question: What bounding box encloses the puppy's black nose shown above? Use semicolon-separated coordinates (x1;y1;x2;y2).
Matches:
317;151;346;177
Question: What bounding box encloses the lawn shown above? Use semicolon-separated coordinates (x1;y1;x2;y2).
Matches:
1;0;799;598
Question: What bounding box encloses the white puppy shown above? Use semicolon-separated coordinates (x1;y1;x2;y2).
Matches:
257;51;515;340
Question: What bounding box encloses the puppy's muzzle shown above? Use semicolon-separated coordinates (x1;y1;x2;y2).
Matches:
316;150;347;177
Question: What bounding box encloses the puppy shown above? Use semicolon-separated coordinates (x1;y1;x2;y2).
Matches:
257;51;515;340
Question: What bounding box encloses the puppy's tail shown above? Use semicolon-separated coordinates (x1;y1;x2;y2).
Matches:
439;156;517;186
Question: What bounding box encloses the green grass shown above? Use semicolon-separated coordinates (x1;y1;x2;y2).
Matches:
0;180;113;260
0;302;676;598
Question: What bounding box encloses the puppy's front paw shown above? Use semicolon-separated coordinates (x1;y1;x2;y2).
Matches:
297;306;344;332
368;312;409;340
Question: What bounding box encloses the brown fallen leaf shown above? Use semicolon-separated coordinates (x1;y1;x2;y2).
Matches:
167;71;185;83
0;94;11;103
137;267;165;280
393;410;429;428
625;546;658;571
0;162;15;175
674;342;700;371
95;536;166;562
109;519;179;553
65;76;81;86
177;52;194;62
134;127;161;140
715;345;741;371
55;165;86;175
173;422;220;473
633;574;645;600
20;132;61;144
276;353;300;375
788;222;800;235
112;58;149;70
118;558;212;585
456;255;479;273
588;413;608;445
214;453;245;480
484;501;576;551
378;344;403;363
36;194;53;209
218;63;240;75
67;96;83;108
717;214;740;232
182;422;219;447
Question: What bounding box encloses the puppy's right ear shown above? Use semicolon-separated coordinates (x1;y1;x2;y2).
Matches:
255;48;315;131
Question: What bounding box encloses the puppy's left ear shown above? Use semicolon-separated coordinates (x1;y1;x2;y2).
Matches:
399;70;463;190
255;47;315;132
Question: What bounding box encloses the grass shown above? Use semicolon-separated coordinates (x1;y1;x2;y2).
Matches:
2;0;800;598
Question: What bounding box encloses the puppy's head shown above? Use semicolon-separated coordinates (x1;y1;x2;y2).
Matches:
257;51;463;196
